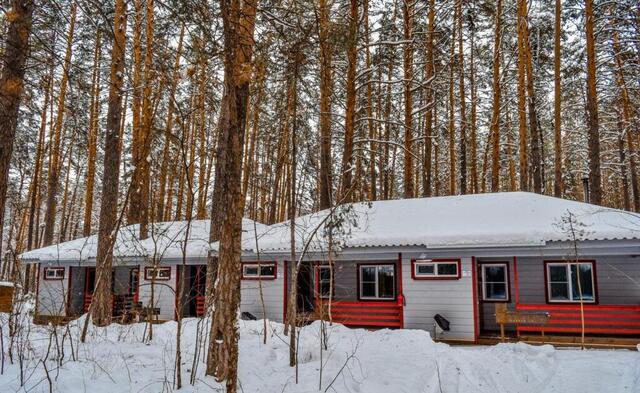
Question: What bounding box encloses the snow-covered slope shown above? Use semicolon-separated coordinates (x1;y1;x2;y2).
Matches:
245;192;640;253
0;313;638;392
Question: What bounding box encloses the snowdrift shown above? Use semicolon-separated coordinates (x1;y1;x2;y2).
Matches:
0;313;638;392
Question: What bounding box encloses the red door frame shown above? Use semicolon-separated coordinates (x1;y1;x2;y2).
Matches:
130;268;140;303
65;267;72;316
471;257;479;343
283;261;288;322
397;253;404;328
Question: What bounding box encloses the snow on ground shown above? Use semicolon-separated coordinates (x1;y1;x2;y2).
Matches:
0;313;638;393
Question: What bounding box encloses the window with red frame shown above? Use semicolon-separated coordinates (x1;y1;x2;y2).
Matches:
144;267;171;281
546;262;595;303
413;259;459;279
242;263;276;279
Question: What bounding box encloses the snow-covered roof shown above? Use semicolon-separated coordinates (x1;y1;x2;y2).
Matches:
20;219;266;263
19;224;146;262
142;219;267;259
209;218;272;253
240;192;640;254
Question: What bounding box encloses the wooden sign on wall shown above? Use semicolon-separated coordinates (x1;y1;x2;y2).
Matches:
495;303;549;341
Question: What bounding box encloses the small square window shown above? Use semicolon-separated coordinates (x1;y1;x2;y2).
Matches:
145;267;171;281
242;263;276;279
437;263;458;276
417;264;434;275
44;267;65;280
413;260;460;279
481;263;509;301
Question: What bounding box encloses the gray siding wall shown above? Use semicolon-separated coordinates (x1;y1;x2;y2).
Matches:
138;265;176;320
517;255;640;304
240;260;285;321
37;265;68;316
402;256;475;341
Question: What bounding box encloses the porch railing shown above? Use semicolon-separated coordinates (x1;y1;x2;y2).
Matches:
195;296;205;317
516;304;640;336
314;296;404;328
83;294;138;317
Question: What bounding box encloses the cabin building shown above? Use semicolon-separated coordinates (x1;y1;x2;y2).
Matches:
21;219;264;323
232;192;640;344
21;192;640;346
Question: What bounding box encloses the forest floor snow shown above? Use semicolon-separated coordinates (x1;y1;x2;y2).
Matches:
0;313;639;393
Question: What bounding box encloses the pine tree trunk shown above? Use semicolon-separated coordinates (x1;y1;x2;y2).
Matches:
516;0;529;192
206;1;258;390
43;4;77;246
585;0;602;204
612;24;639;211
241;59;266;204
490;0;502;192
364;0;377;201
0;0;34;275
448;24;456;195
469;8;478;194
402;0;414;198
423;0;435;197
58;128;77;242
286;50;301;368
27;71;51;251
156;25;184;222
618;130;630;211
457;0;467;195
521;0;542;194
83;31;102;237
318;0;333;209
128;0;144;229
553;0;563;197
92;0;128;327
340;0;358;202
196;45;209;219
138;0;155;237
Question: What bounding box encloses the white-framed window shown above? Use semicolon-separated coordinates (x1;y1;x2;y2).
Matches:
359;264;395;300
44;267;65;280
412;259;460;279
144;267;171;281
241;263;276;279
546;262;596;303
316;265;332;298
481;263;509;301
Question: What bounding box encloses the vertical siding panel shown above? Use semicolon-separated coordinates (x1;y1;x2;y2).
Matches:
138;264;177;320
37;265;69;316
240;260;285;321
402;256;475;341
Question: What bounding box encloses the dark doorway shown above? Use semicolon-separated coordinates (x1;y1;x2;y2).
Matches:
83;267;96;313
180;265;207;317
296;263;314;313
68;266;87;316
